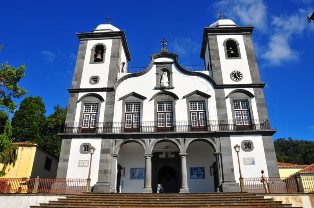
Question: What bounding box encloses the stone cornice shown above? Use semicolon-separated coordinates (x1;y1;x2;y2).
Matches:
68;87;114;93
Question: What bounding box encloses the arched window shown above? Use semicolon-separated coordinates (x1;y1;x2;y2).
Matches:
91;44;106;63
225;39;240;58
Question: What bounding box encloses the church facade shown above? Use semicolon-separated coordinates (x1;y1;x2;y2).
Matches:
57;18;279;193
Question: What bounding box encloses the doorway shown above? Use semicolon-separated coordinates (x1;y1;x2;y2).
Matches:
152;140;181;193
157;166;179;193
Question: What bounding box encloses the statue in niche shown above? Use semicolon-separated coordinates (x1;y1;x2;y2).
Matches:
160;71;169;87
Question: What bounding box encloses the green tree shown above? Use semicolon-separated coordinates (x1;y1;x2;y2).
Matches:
274;138;314;164
43;105;66;156
0;111;17;176
0;63;26;112
11;96;46;146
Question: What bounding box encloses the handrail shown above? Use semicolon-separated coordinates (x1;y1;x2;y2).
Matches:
63;120;271;134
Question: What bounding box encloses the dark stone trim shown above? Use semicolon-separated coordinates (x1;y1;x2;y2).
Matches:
68;87;114;93
207;36;223;84
77;93;105;103
59;129;277;139
71;41;88;89
114;51;217;89
149;90;179;101
215;83;265;89
56;139;72;178
215;89;228;121
154;87;175;90
243;34;261;83
77;31;131;61
201;27;254;58
262;136;280;177
219;136;238;191
118;92;147;101
225;89;255;99
182;90;211;99
253;88;269;121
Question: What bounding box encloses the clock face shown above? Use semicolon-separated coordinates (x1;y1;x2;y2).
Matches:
230;70;243;82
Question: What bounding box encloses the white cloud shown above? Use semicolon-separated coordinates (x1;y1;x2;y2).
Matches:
262;9;310;65
262;34;298;65
213;0;267;31
172;38;199;57
41;50;55;63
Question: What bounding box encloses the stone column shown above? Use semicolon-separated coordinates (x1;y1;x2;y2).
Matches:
214;152;223;186
110;154;118;193
143;154;152;193
179;153;189;193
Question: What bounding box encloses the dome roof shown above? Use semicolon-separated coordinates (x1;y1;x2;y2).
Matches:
94;24;120;32
209;19;237;28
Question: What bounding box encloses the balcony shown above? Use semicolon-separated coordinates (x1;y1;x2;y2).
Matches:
62;120;272;134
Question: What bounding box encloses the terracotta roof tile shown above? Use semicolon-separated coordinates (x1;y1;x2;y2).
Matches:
298;164;314;174
277;162;308;169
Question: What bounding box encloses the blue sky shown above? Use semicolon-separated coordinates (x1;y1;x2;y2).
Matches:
0;0;313;140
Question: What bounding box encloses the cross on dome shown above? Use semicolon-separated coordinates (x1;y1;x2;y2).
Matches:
160;38;168;52
106;16;112;24
217;11;224;19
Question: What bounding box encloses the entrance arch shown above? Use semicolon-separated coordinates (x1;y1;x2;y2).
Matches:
157;166;179;193
152;140;180;193
117;141;145;193
186;140;216;192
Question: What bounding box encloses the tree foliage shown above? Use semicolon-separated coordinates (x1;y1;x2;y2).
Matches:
42;105;66;156
0;111;17;176
274;138;314;164
11;96;46;145
0;63;26;112
11;97;66;157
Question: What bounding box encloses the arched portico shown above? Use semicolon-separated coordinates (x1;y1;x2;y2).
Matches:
111;137;220;193
151;140;181;193
186;139;217;192
114;140;145;193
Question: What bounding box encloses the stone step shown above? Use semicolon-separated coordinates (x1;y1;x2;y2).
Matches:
63;196;267;200
31;193;297;208
31;205;294;208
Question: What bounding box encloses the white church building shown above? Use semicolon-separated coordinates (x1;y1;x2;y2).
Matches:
57;18;279;193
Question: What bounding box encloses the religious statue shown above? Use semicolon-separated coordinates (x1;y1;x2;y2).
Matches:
160;71;169;87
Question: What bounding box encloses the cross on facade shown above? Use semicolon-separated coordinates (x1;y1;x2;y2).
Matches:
106;16;112;24
217;11;224;19
160;38;168;52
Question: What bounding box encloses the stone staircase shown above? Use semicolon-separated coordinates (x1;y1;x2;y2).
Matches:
30;193;301;208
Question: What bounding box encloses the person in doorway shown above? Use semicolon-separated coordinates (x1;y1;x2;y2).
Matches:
157;184;163;193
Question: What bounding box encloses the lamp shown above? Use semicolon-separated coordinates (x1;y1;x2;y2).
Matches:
234;144;245;192
86;145;96;192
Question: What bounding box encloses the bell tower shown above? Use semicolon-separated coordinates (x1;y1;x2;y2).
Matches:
65;22;131;124
57;22;131;190
200;18;279;192
200;18;262;86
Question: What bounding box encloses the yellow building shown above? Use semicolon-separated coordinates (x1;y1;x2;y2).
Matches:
277;162;308;179
278;162;314;193
0;142;58;178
